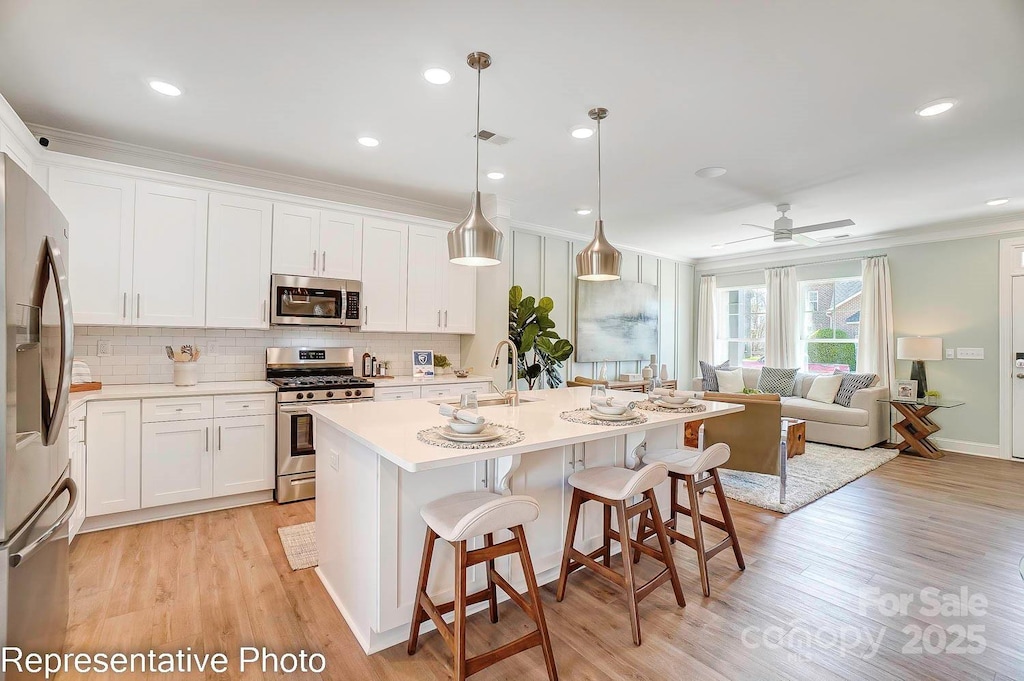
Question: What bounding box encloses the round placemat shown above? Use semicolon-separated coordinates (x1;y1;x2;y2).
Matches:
635;400;707;414
559;408;648;426
416;424;526;449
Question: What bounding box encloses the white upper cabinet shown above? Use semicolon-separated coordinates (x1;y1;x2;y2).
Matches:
361;217;409;332
406;225;446;332
444;258;477;334
206;193;273;329
271;203;320;276
48;167;136;325
318;209;362;280
133;182;208;327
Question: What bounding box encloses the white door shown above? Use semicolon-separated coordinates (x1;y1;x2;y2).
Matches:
141;419;213;507
361;217;408;332
85;400;142;516
213;414;275;496
272;203;320;276
206;193;273;328
443;260;477;334
1013;276;1024;460
48;168;135;325
133;182;208;326
406;225;445;332
318;210;362;279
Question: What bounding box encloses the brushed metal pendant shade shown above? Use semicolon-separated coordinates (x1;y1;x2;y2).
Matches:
576;107;621;280
447;51;503;266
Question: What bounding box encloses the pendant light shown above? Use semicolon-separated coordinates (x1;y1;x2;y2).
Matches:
447;51;504;266
575;107;621;280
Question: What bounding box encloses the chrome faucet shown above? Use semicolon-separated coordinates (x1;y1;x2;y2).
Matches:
491;339;521;406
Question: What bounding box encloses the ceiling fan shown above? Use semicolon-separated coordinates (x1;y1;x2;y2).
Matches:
725;204;855;247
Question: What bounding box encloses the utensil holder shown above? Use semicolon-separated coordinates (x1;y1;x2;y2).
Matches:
173;362;198;386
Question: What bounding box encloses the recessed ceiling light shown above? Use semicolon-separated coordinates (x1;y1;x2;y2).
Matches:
423;68;452;85
576;208;592;216
986;198;1010;206
486;171;504;180
695;167;727;179
570;126;594;139
711;243;724;249
357;137;380;147
915;98;957;117
149;80;182;97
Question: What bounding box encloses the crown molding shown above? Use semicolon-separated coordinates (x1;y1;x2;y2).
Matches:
28;123;466;223
694;213;1024;273
510;218;697;266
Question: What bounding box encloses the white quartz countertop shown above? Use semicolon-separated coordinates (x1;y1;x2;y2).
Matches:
308;387;743;472
371;374;494;388
69;380;277;407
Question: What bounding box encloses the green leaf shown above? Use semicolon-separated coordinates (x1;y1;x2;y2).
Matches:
550;339;574;361
517;297;535;322
509;285;522;308
520;325;539;353
539;330;560;338
537;297;554;314
525;363;543;379
537;316;556;330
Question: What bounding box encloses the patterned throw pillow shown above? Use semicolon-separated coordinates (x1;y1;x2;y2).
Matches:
834;372;877;407
756;366;799;396
699;360;729;391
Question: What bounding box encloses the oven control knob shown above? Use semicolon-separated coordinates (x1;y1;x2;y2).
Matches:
326;391;334;398
306;392;314;399
345;390;353;397
355;390;362;397
295;393;304;400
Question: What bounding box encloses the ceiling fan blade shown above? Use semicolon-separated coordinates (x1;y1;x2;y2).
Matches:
790;219;855;234
792;233;820;247
741;223;776;233
725;234;770;246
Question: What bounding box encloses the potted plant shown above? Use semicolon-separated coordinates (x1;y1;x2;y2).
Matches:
507;286;574;389
433;354;451;375
924;389;940;405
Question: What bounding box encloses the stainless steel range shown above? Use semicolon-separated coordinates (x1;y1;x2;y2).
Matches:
267;347;374;503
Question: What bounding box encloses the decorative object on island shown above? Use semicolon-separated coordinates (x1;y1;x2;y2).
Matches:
507;285;574;389
433;353;451;374
895;379;917;401
575;279;659;361
167;344;200;386
446;51;504;267
411;350;435;379
575;106;622;281
896;336;942;398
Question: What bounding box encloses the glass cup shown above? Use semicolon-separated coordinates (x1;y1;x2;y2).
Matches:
459;392;479;413
590;384;607;403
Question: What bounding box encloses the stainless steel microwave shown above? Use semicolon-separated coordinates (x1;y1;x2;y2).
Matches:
270;274;362;327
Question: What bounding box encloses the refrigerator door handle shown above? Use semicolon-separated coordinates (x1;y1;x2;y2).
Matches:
33;236;75;446
9;477;78;568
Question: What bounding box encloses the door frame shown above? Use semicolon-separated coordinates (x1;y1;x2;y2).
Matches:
998;236;1024;460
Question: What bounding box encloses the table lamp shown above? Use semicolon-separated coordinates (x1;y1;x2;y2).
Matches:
896;336;943;398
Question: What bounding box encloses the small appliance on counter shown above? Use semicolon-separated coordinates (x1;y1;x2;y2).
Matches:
266;347;375;503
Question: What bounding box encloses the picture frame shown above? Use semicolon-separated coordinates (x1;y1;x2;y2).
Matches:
412;350;434;379
895;379;918;401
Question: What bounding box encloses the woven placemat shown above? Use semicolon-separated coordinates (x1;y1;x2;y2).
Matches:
635;400;707;414
416;424;526;449
559;408;648;426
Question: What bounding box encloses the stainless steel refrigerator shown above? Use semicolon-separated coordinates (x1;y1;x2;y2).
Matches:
0;153;77;671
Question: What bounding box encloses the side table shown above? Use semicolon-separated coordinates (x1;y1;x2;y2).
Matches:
878;398;965;459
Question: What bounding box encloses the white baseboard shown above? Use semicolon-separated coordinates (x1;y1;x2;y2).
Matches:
79;490;274;533
930;437;1005;459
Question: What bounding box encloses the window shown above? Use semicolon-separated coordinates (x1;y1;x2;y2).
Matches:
716;286;766;367
799;277;861;374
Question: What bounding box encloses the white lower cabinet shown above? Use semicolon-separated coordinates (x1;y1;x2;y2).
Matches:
68;408;87;541
374;386;422;402
213;414;275;496
142;420;213;507
375;382;488;402
85;399;142;517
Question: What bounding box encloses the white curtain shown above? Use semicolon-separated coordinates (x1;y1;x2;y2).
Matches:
858;255;895;389
764;266;799;367
696;275;717;363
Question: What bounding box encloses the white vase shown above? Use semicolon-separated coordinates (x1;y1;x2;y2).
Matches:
173;362;198;386
660;364;669;381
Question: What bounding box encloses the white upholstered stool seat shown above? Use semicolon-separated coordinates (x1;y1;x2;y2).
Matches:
420;491;540;543
643;442;731;476
567;463;668;500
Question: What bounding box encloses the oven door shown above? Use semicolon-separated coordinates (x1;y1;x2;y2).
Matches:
277;403;320;476
270;275;345;326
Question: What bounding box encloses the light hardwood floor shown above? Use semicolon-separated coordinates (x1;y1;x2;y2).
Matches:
63;452;1024;680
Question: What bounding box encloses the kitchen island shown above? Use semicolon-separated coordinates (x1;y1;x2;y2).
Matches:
308;387;743;654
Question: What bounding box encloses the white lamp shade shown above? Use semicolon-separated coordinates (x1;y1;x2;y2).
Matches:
896;336;943;361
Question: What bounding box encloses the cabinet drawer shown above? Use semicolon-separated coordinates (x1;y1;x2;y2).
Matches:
450;382;489;396
142;396;214;423
420;386;455;399
214;393;276;417
374;386;421;402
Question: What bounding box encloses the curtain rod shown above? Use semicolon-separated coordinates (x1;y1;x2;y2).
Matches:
700;253;886;279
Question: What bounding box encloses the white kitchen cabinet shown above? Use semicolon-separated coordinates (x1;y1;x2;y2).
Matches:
141;420;213;507
48;167;136;325
213;414;275;496
272;203;362;279
443;258;477;334
68;408;87;542
419;382;489;400
133;181;208;327
361;217;408;332
206;193;273;329
374;386;421;402
406;225;446;332
85;399;141;516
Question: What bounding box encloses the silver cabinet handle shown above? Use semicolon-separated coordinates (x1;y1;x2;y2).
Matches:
313;250;317;272
437;309;441;328
364;306;368;325
136;293;141;319
123;292;128;318
322;251;326;271
1017;373;1024;379
262;300;267;322
482;463;488;488
444;310;448;328
205;427;209;452
218;426;222;451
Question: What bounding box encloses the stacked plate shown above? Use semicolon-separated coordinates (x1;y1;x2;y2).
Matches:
439;419;502;443
588;408;638;422
651;398;700;411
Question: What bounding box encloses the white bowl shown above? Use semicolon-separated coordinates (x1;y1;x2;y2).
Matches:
658;394;691;405
592;403;628;415
448;418;486;434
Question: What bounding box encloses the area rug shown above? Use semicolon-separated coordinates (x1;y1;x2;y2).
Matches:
718;442;898;514
277;522;318;570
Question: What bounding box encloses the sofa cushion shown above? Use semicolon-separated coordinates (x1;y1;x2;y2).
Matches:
757;366;798;396
835;372;878;407
742;367;762;389
716;368;745;393
806;374;844;403
699;360;729;391
781;398;869;427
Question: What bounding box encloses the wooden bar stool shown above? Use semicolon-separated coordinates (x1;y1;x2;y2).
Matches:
634;443;744;597
408;491;558;681
555;463;685;646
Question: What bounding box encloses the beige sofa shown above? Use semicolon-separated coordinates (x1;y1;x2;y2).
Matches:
692;368;889;450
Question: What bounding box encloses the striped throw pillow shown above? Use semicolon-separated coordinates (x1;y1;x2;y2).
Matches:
756;366;799;396
834;372;877;407
699;360;729;391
